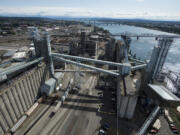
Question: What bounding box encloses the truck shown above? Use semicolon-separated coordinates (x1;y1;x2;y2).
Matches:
150;119;161;134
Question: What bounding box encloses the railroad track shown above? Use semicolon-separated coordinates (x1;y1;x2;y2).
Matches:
14;74;98;135
47;76;97;134
47;90;89;135
15;96;58;135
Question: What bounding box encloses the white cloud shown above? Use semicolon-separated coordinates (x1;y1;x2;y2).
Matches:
136;0;145;2
0;6;180;20
0;6;95;17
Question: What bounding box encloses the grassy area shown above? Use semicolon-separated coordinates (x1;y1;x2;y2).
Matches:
169;108;180;130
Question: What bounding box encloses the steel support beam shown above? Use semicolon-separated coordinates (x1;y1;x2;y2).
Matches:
131;64;147;71
52;53;146;72
136;106;160;135
129;57;146;64
152;38;173;79
0;57;44;77
0;60;13;68
52;53;130;68
53;56;120;77
54;69;119;72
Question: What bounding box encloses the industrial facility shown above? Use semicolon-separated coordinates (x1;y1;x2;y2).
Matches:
0;20;180;135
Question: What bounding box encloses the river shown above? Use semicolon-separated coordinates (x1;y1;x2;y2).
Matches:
98;24;180;73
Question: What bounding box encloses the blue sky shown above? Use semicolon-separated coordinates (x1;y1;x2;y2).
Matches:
0;0;180;20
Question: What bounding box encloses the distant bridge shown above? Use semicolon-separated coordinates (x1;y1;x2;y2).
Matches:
82;20;123;26
112;32;180;39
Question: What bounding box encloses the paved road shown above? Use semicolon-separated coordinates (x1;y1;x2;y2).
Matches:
38;76;100;135
16;75;101;135
147;116;175;135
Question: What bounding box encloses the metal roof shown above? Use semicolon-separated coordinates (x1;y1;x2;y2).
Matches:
148;84;180;101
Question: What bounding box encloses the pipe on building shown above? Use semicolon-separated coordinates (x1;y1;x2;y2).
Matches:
53;80;72;113
52;53;130;68
10;115;27;133
46;33;55;76
53;56;120;77
136;106;160;135
0;57;44;77
25;102;39;116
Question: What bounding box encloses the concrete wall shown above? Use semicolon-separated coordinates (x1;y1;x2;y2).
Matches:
0;62;49;134
117;92;138;119
117;77;138;119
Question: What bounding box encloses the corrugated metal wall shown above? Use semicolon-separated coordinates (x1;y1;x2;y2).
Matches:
117;92;137;119
0;62;49;134
116;75;138;119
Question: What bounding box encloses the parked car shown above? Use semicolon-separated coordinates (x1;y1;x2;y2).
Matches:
70;87;79;94
170;123;175;128
171;126;178;130
99;94;103;99
113;106;117;111
101;123;110;131
172;129;179;134
99;103;105;107
149;128;158;134
99;129;106;135
112;103;116;106
170;124;178;133
111;91;115;94
99;94;103;97
104;123;110;129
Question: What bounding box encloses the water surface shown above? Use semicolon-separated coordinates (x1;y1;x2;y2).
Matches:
98;24;180;73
